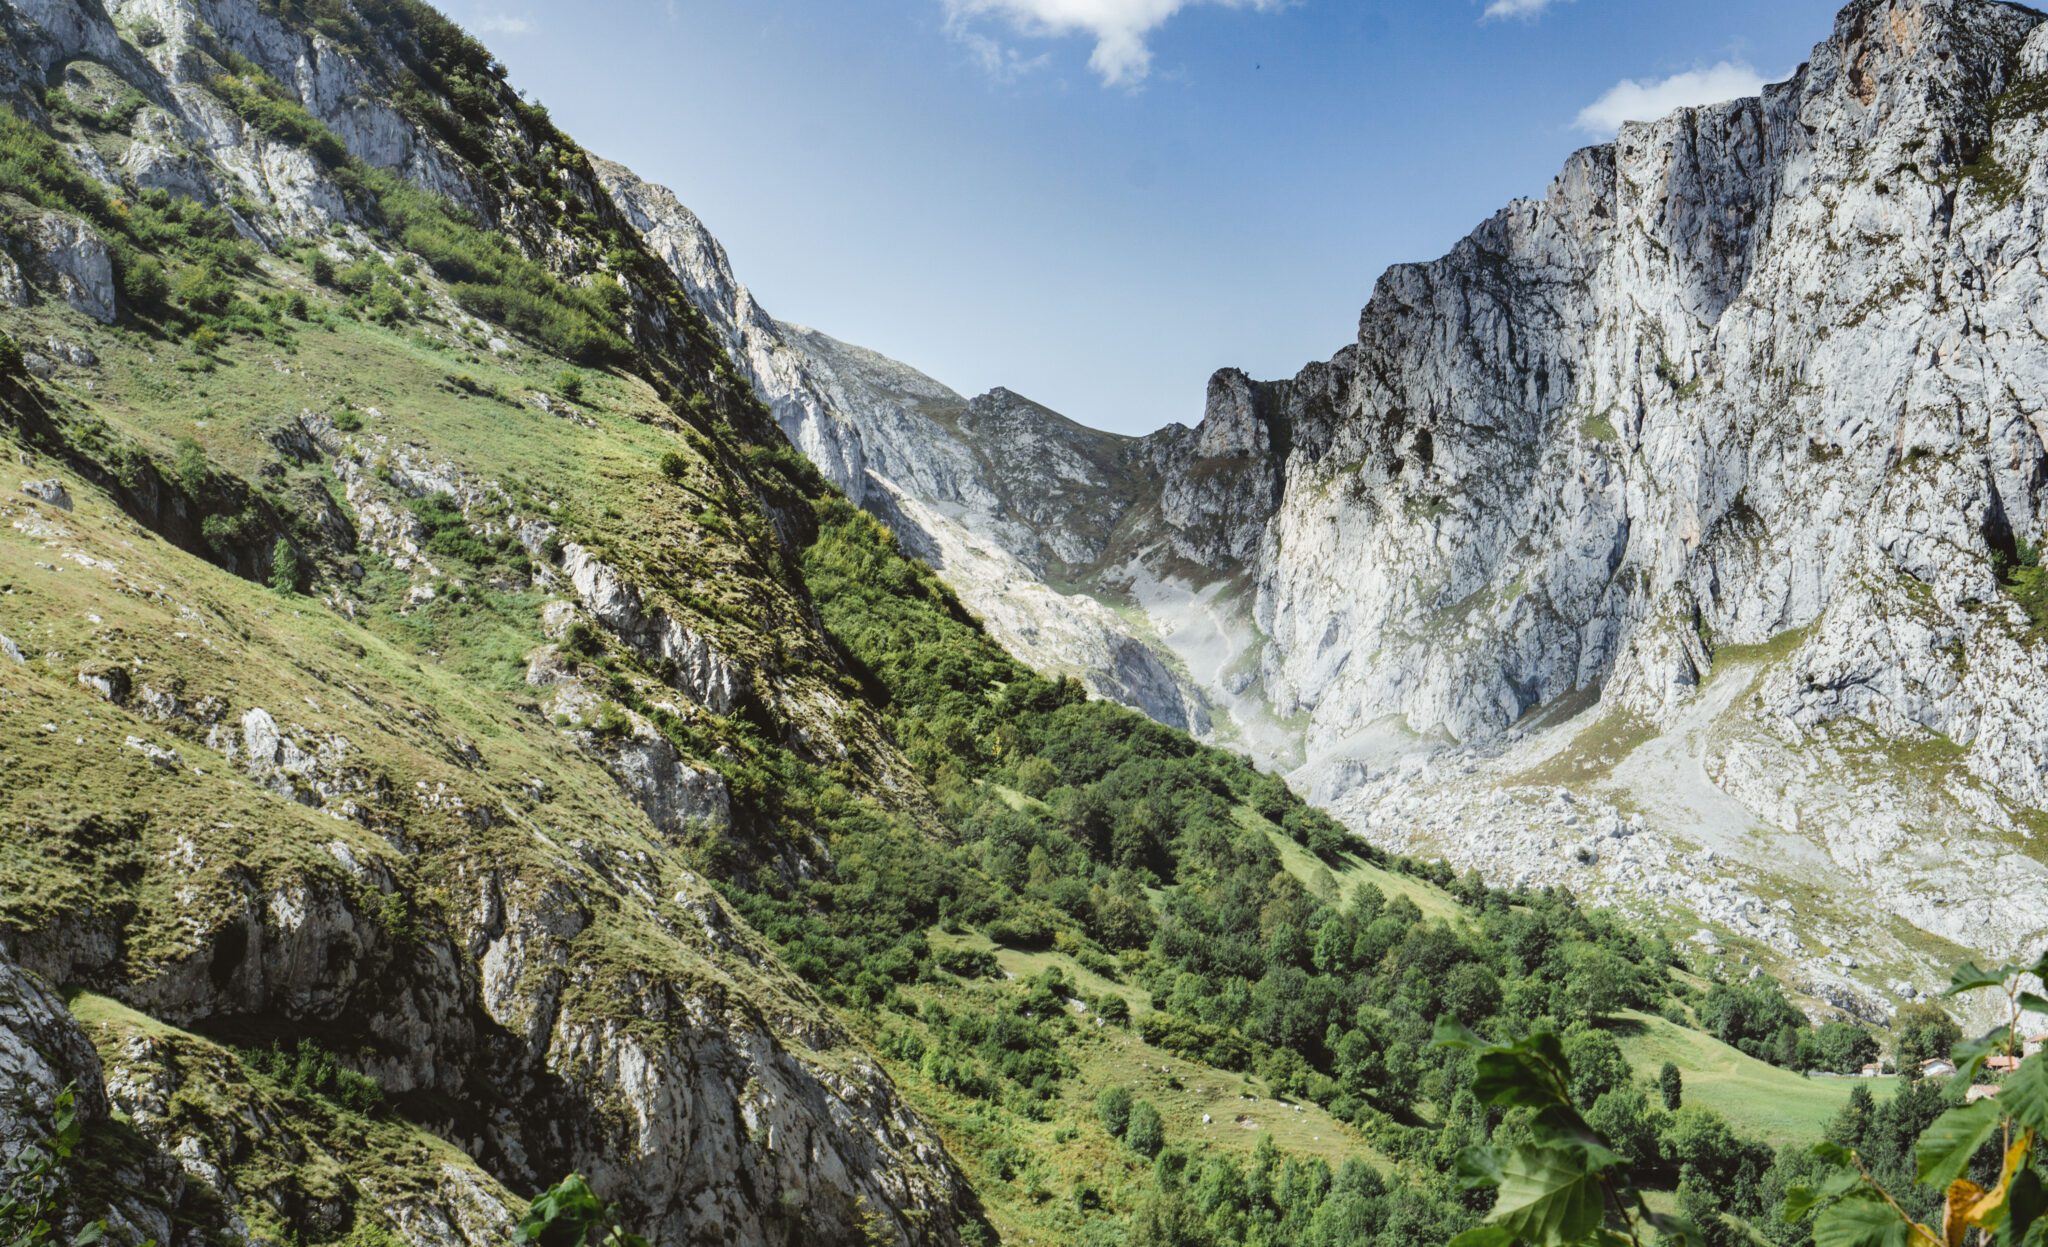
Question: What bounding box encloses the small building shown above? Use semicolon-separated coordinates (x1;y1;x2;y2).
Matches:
2026;1034;2046;1058
1859;1062;1885;1078
1967;1084;2002;1104
1922;1058;1958;1078
1986;1054;2023;1075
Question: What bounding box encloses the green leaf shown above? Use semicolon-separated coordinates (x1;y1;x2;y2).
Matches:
1917;1098;2005;1189
1458;1146;1510;1191
1449;1229;1518;1247
2018;993;2048;1016
1812;1191;1918;1247
2005;1054;2048;1133
1950;962;2018;997
1435;1019;1489;1051
1786;1172;1867;1224
2007;1168;2047;1247
1639;1204;1707;1246
1467;1031;1575;1112
1813;1140;1859;1168
1785;1186;1824;1224
1958;1035;2000;1084
1487;1144;1611;1247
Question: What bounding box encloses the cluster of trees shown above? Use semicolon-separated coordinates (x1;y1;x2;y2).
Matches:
748;502;1822;1237
1698;979;1897;1074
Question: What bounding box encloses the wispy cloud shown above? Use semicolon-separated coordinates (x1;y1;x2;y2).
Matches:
471;13;532;36
1574;61;1767;136
1481;0;1564;21
943;0;1290;88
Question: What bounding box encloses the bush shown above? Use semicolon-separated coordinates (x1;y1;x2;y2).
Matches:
1096;1086;1133;1138
173;437;209;496
0;333;23;381
934;947;999;979
270;538;304;594
556;369;585;402
1124;1099;1164;1158
243;1039;384;1114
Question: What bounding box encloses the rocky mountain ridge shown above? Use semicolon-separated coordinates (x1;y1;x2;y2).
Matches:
640;0;2048;1022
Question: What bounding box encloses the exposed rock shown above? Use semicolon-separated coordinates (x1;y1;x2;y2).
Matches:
23;211;115;323
561;543;739;714
0;955;108;1156
77;660;130;703
21;477;74;510
0;251;29;308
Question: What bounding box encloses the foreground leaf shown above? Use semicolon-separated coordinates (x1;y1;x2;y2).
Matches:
2004;1055;2048;1133
1917;1099;2003;1189
1812;1191;1929;1247
1488;1145;1611;1247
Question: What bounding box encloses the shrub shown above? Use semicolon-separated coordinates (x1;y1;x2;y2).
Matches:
1124;1100;1164;1158
243;1039;384;1115
1096;1086;1133;1138
269;538;303;594
173;437;209;496
556;369;585;402
0;333;23;381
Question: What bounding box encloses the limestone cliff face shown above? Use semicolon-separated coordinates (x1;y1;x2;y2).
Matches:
1089;0;2048;1001
1238;0;2048;762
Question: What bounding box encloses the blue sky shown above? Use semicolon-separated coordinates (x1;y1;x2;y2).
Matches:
441;0;1847;434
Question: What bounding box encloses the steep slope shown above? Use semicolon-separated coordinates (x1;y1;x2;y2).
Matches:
0;1;972;1242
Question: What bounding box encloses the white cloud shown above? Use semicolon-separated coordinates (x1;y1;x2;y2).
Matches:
1481;0;1563;20
944;0;1289;88
1573;61;1768;136
471;13;531;36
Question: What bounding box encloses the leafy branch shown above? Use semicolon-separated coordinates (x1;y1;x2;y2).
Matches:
515;1175;650;1247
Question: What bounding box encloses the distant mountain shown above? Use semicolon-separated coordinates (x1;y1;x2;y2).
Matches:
709;0;2048;1021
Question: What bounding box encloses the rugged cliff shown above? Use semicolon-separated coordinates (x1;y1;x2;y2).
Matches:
694;0;2048;1018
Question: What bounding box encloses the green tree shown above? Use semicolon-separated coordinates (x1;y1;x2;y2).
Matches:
1893;1000;1962;1069
1125;1099;1164;1159
269;537;303;594
1097;1085;1133;1138
1560;1028;1631;1108
1658;1061;1684;1111
1586;1086;1661;1169
1799;1022;1880;1075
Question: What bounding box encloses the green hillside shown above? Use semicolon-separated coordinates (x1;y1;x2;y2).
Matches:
0;5;1988;1247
